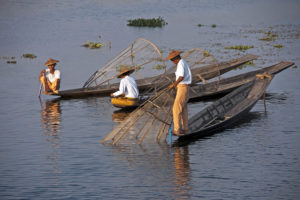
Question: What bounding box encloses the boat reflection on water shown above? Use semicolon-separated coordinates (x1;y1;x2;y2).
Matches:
39;98;62;173
109;141;191;199
173;146;191;198
112;108;134;122
39;98;62;135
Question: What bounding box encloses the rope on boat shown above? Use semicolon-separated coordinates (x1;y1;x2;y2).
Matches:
256;72;272;112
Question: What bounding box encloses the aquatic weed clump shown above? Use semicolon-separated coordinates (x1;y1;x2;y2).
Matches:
259;31;278;41
224;45;254;51
23;53;37;59
234;61;255;70
127;17;167;27
153;64;166;70
7;60;17;64
1;56;17;64
197;24;217;28
273;44;283;48
82;41;103;49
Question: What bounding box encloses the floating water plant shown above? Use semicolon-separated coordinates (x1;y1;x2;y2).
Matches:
127;17;167;27
273;44;283;48
153;64;166;70
1;56;15;60
116;64;142;72
7;60;17;64
259;37;275;41
23;54;37;59
197;24;217;28
224;45;254;51
83;41;103;49
235;61;255;70
259;31;278;41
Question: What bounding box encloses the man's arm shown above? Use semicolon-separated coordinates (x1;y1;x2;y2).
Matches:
168;76;183;89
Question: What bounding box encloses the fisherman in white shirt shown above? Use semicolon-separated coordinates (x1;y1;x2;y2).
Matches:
110;68;139;108
167;50;192;136
39;58;61;94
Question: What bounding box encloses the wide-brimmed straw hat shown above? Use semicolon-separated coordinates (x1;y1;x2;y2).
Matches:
166;50;182;61
117;67;135;78
44;58;59;66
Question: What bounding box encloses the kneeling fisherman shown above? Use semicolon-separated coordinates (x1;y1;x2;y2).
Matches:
110;68;139;108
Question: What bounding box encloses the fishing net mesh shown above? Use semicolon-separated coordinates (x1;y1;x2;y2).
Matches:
83;38;166;88
101;46;218;145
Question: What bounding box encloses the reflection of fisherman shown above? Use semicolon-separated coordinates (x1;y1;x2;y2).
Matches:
39;58;61;94
173;146;191;195
40;99;61;134
110;68;139;107
167;50;192;136
112;109;131;122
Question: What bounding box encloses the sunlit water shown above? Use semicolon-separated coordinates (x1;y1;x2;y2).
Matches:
0;0;300;199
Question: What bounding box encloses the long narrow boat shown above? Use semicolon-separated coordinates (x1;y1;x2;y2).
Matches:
177;75;273;142
54;54;258;99
188;61;294;101
112;61;293;109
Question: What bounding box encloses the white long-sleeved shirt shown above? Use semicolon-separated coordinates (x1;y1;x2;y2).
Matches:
113;76;139;98
175;59;192;85
45;68;60;83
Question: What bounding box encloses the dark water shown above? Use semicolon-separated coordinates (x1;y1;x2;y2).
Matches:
1;0;300;199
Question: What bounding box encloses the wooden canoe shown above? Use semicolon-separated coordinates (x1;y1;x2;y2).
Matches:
177;76;273;141
114;61;294;109
53;54;258;99
189;61;294;101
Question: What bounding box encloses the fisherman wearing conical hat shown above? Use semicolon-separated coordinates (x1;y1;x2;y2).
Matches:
110;67;139;108
167;50;192;136
39;58;61;94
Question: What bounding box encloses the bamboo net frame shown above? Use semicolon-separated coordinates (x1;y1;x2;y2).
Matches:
83;38;165;88
101;48;219;145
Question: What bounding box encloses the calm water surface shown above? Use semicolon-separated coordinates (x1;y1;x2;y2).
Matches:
0;0;300;199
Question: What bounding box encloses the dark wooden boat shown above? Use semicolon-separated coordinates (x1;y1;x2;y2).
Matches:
188;61;294;101
177;75;273;141
54;54;258;99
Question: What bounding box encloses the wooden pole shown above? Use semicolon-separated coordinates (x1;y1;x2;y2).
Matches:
263;91;267;113
38;83;43;97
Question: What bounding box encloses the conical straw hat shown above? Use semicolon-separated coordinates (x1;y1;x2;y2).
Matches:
117;67;135;78
44;58;59;66
166;50;182;61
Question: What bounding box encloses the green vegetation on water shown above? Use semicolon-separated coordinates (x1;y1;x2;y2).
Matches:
1;56;15;60
7;60;17;64
235;61;255;70
259;31;278;41
127;17;167;27
83;41;103;49
153;64;166;70
273;44;283;48
23;54;37;59
116;64;141;72
197;24;217;28
224;45;254;51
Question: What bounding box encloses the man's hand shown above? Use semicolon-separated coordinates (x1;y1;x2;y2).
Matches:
39;69;46;79
168;76;183;89
168;83;175;89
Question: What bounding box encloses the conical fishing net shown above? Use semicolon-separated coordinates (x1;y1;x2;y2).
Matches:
102;87;176;145
101;48;219;145
83;38;165;89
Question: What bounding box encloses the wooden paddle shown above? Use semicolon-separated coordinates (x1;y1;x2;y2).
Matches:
38;83;43;97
